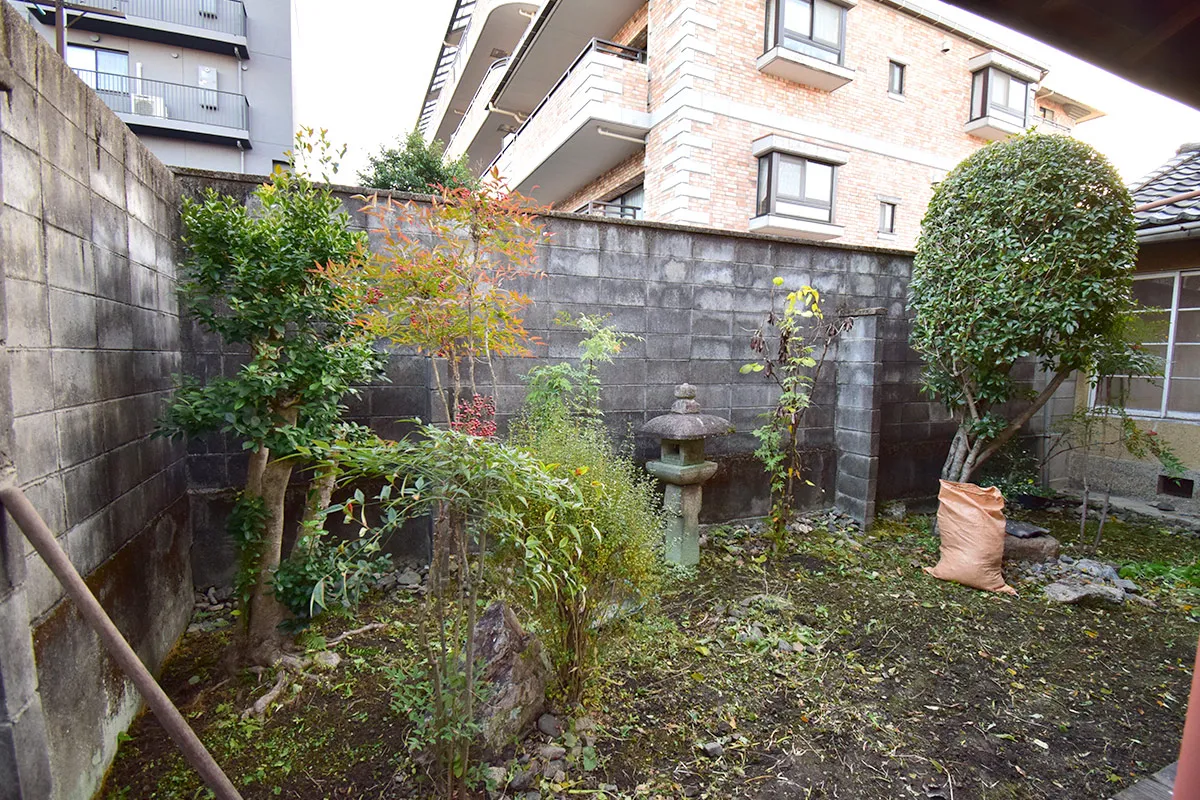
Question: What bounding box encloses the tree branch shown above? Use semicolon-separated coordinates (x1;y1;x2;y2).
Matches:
968;368;1073;478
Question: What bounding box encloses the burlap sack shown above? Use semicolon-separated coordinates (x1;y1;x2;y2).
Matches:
924;480;1016;595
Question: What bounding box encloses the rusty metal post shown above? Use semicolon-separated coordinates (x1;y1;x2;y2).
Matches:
0;485;243;800
1175;635;1200;799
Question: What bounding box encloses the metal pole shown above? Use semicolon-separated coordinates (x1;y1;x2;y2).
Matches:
1175;634;1200;799
54;0;65;56
0;485;244;800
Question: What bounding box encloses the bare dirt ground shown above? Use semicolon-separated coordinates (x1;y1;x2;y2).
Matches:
102;507;1199;799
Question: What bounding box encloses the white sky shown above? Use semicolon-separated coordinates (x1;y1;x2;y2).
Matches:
292;0;1200;186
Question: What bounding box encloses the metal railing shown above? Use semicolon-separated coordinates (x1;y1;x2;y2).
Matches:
74;69;249;133
73;0;247;37
582;200;641;220
490;38;647;168
447;56;510;154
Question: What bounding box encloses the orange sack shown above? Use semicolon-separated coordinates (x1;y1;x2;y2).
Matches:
924;480;1016;595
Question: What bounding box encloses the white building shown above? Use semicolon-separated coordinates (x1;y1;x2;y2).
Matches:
8;0;293;173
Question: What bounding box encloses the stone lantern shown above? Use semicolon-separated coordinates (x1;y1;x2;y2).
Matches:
642;383;732;566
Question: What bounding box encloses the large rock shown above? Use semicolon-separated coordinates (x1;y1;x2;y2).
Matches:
1003;533;1060;563
472;602;551;758
1043;580;1125;607
1005;520;1050;539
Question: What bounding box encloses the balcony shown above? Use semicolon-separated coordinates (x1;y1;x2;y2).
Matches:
580;199;641;220
421;0;541;147
25;0;249;58
75;69;250;147
445;56;512;168
492;39;649;205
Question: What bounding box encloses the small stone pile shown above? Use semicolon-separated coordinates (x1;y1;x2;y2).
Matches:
1013;556;1153;608
482;713;605;799
188;585;235;633
374;560;428;593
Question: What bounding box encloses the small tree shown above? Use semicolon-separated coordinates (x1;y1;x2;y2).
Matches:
321;175;549;794
910;134;1139;483
1046;345;1184;551
161;131;385;665
358;130;477;193
741;279;850;547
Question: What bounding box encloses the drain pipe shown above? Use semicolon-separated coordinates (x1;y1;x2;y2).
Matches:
0;481;244;800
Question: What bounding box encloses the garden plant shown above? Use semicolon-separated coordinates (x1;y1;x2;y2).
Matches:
911;133;1141;484
741;278;851;548
160;129;386;665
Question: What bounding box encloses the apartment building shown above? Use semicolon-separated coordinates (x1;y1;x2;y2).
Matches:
418;0;1100;250
8;0;292;173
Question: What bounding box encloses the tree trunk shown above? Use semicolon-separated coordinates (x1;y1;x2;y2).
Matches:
299;461;338;536
242;404;299;666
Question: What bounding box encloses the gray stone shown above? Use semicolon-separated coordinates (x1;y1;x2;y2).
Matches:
1074;558;1120;582
544;759;566;778
1114;578;1141;594
484;766;507;788
777;640;794;652
1003;533;1060;563
508;767;536;791
702;741;725;758
311;651;341;671
539;744;566;760
396;568;421;587
1043;581;1126;607
472;603;551;758
537;713;560;738
1005;520;1050;539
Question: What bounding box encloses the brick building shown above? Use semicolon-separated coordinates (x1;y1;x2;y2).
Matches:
418;0;1100;249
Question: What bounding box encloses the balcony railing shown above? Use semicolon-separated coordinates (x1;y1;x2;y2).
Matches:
74;69;249;135
581;200;641;220
74;0;247;37
494;38;647;164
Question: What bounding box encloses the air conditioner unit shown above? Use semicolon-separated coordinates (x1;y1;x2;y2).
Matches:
132;94;167;118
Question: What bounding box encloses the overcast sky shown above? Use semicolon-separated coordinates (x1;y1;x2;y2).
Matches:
292;0;1200;186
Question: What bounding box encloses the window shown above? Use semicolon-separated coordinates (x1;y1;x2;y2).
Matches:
1094;270;1200;419
756;152;836;222
970;66;1029;126
765;0;847;65
65;45;129;93
879;201;897;233
1040;106;1056;122
578;184;644;220
888;60;905;95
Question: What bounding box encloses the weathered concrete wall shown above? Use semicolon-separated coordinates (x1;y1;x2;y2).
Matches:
175;170;949;581
0;5;192;799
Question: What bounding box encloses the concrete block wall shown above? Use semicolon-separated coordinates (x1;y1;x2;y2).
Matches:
173;171;946;568
0;5;192;799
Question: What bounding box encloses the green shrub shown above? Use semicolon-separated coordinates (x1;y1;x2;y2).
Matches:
506;410;664;704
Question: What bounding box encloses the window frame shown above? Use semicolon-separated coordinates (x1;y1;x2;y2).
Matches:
764;0;849;66
878;200;897;233
1090;269;1200;421
756;151;837;223
969;66;1029;126
887;60;905;96
66;44;130;94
